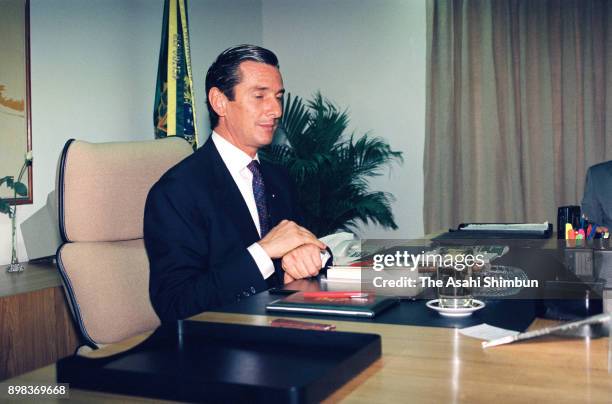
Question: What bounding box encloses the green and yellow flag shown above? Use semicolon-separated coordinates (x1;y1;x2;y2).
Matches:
154;0;198;149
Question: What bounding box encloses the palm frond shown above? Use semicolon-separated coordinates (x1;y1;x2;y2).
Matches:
335;134;404;178
305;92;349;153
260;144;295;166
279;93;310;147
271;92;403;236
289;156;326;185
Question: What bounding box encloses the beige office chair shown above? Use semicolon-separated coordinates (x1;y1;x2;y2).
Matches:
56;137;193;348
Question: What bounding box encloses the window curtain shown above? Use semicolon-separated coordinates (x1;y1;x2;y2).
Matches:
424;0;612;233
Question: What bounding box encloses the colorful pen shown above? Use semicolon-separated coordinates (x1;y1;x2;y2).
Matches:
587;224;594;239
565;223;573;239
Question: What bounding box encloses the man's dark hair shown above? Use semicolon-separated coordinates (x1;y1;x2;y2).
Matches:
205;44;279;129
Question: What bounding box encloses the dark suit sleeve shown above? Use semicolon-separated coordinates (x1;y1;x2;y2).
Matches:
582;167;604;225
144;177;267;322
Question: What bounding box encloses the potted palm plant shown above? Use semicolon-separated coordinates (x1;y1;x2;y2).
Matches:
260;92;403;237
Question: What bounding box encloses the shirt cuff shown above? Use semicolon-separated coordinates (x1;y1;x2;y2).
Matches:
320;250;331;268
248;242;275;279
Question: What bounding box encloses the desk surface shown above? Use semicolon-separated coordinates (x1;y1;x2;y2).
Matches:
6;311;612;403
4;241;612;402
0;260;60;298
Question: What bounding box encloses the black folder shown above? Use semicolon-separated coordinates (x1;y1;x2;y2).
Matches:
433;222;553;241
266;292;399;318
57;321;381;403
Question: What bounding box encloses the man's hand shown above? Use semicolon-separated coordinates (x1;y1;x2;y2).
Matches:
284;273;295;284
281;243;324;280
258;220;325;258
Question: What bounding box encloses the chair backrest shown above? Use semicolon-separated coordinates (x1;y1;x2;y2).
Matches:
56;137;193;347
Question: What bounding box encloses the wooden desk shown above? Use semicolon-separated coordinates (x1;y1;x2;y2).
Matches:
0;261;79;381
5;311;612;403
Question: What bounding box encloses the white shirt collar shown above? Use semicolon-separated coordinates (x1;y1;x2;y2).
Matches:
211;131;260;175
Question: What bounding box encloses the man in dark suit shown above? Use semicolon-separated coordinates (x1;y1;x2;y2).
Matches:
144;45;329;321
582;161;612;232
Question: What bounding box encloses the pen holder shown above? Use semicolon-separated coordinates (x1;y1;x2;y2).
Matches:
557;205;581;239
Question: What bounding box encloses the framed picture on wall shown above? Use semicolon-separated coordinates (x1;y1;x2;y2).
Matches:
0;0;32;204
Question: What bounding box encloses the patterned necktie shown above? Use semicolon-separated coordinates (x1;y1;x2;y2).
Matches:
247;160;270;238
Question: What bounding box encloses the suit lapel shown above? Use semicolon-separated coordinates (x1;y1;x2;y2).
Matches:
198;138;293;285
199;138;261;245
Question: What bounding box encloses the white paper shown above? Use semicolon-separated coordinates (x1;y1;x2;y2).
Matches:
482;313;610;348
459;323;519;341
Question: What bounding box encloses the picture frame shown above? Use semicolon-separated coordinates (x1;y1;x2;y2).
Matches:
0;0;32;205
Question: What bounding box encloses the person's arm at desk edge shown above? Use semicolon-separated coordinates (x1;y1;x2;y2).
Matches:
144;177;329;321
581;165;609;233
144;177;269;322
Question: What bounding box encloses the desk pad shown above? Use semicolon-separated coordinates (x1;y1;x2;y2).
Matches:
57;321;381;403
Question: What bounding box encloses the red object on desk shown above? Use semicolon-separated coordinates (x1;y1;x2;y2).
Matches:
350;260;373;267
270;318;336;331
302;291;370;299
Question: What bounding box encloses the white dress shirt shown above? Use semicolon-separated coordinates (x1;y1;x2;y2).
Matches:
212;132;276;279
211;132;330;280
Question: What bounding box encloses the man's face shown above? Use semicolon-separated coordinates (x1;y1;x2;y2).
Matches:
216;61;284;156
